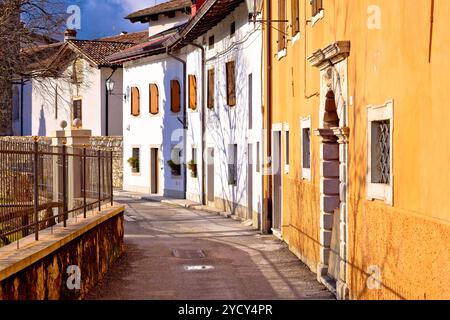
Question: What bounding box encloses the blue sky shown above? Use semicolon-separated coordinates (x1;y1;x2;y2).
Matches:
65;0;166;39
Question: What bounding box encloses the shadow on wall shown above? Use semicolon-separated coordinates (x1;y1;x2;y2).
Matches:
38;104;46;136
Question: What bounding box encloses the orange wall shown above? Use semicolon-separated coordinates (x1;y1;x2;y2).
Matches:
264;0;450;299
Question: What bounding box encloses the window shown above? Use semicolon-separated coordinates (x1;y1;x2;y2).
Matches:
170;145;182;176
191;147;197;165
188;75;197;110
248;73;253;129
208;35;215;49
285;129;290;173
230;22;236;36
170;80;181;113
256;142;261;173
72;98;82;121
207;69;215;109
226;61;236;107
131;87;140;116
301;116;311;180
131;148;140;173
228;144;238;185
278;0;286;52
291;0;300;36
310;0;324;24
367;100;394;205
149;83;159;115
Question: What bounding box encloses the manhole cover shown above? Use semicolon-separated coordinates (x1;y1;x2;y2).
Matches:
173;249;206;259
184;265;214;271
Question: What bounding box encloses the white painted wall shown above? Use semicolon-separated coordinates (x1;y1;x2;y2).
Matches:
147;11;190;37
185;3;263;222
122;54;185;198
31;59;123;137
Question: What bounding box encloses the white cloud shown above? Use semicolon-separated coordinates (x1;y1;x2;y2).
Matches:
112;0;167;13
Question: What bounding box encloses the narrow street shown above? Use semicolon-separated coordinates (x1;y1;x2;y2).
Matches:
86;194;333;300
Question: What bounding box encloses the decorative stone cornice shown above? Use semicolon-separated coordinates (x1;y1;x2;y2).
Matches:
308;41;351;70
332;127;350;144
314;128;338;143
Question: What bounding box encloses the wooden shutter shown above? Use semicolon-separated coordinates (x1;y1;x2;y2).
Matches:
312;0;323;17
149;83;159;115
207;69;215;109
278;0;286;51
291;0;299;35
226;61;236;107
131;87;140;116
171;80;181;113
189;75;197;110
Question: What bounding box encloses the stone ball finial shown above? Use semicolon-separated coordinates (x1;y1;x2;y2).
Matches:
73;118;82;129
60;120;68;130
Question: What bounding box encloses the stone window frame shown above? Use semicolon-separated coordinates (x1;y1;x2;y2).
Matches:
367;100;394;205
300;116;312;181
283;123;290;174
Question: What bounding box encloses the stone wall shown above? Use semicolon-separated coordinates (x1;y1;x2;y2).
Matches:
0;206;124;300
89;136;123;189
0;136;123;188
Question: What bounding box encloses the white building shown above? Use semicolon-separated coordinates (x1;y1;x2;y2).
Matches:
114;0;263;228
173;0;263;227
109;0;192;197
29;29;148;137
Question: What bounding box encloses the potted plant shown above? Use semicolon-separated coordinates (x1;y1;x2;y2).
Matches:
167;160;181;176
187;159;197;178
127;156;139;173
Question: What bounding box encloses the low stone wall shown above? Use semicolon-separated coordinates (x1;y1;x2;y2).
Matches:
90;136;123;189
0;136;123;189
0;205;124;300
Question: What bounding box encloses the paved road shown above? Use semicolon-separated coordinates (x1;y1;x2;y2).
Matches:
86;195;334;300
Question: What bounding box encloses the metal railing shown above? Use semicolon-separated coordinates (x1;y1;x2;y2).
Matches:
0;138;113;248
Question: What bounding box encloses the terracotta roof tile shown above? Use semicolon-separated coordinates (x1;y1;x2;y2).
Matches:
126;0;192;22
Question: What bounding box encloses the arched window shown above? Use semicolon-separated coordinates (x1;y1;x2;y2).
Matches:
170;80;181;113
131;87;140;116
149;83;159;115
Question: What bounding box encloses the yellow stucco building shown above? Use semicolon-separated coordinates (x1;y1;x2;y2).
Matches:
261;0;450;299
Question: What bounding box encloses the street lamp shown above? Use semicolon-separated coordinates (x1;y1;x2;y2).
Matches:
106;78;115;94
246;0;263;22
246;0;287;24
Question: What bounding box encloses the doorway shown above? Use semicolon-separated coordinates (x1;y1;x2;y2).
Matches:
151;148;159;194
272;130;282;232
247;143;253;220
207;147;215;207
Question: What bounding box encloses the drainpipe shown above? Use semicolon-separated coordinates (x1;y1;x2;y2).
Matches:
20;78;24;136
105;67;117;136
166;47;188;199
262;0;273;234
187;42;206;206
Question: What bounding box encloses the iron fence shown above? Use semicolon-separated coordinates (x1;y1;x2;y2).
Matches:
0;139;113;248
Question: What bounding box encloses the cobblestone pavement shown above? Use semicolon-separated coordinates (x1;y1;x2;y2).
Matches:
86;194;334;300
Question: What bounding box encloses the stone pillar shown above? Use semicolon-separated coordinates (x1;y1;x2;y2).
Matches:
314;128;340;282
52;129;92;213
333;126;350;300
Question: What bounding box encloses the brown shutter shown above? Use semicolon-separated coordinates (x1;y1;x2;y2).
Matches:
171;80;181;113
207;69;215;109
189;75;197;110
131;87;140;116
149;83;159;115
291;0;299;35
73;99;82;120
278;0;286;51
312;0;322;16
226;61;236;107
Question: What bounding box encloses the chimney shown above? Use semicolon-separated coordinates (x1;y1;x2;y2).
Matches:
191;0;206;16
64;29;77;42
